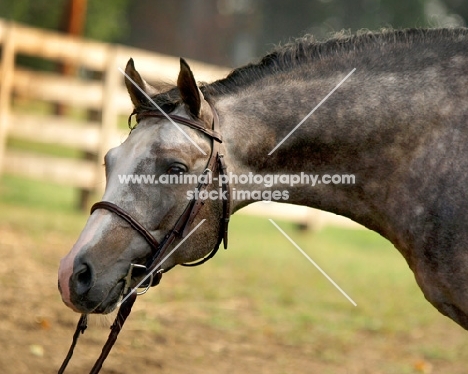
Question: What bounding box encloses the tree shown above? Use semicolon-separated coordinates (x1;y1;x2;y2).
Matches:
0;0;130;43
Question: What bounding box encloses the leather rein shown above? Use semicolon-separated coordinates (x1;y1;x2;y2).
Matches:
58;103;231;374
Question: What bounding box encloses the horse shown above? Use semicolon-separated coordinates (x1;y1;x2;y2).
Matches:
58;28;468;332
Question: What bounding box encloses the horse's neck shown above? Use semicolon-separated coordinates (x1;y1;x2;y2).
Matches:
214;60;466;256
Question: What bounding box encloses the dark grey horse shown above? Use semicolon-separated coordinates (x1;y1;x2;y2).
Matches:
59;29;468;331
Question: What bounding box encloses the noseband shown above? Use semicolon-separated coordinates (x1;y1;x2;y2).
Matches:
59;102;231;374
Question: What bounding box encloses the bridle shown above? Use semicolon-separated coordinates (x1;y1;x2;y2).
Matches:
94;102;231;284
58;102;231;374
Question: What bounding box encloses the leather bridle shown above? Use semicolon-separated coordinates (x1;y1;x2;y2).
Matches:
93;102;231;284
59;102;231;374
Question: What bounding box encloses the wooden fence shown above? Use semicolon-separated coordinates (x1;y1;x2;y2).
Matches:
0;19;361;229
0;19;228;209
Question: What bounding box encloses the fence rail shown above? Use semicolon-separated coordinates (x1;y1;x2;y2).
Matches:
0;19;228;208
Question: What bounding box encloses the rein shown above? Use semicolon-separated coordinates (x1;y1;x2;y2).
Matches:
58;103;231;373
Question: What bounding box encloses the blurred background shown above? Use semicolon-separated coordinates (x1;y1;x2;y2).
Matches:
1;0;468;67
1;1;468;374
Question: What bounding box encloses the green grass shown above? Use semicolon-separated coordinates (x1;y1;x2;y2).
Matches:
0;174;88;236
2;174;467;372
0;174;76;211
6;137;82;159
147;215;426;341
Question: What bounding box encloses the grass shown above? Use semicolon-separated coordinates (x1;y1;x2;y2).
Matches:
0;174;76;212
2;174;468;372
148;216;425;338
6;137;82;159
0;174;88;238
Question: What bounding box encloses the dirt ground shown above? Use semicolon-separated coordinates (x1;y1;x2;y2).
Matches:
2;222;355;374
0;223;328;374
2;221;468;374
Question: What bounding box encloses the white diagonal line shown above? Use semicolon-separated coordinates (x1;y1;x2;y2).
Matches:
269;219;357;306
268;68;356;155
118;218;206;306
118;67;207;155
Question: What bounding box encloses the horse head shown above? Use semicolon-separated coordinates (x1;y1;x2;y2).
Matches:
58;58;227;314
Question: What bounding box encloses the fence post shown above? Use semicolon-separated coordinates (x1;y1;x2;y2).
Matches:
76;86;100;211
94;47;121;196
0;23;15;176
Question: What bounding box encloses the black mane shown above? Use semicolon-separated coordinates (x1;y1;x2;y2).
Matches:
144;28;468;110
205;28;468;96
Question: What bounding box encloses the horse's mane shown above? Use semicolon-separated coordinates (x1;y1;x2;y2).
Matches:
205;28;468;96
142;28;468;109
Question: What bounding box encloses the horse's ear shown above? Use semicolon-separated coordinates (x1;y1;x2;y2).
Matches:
177;58;202;117
124;58;158;108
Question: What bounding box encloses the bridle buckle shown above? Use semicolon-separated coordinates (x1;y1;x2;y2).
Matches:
123;263;154;296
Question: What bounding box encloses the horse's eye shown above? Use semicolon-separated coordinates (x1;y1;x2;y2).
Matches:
166;164;187;175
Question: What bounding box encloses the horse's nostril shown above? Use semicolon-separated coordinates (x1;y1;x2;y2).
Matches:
73;263;93;295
